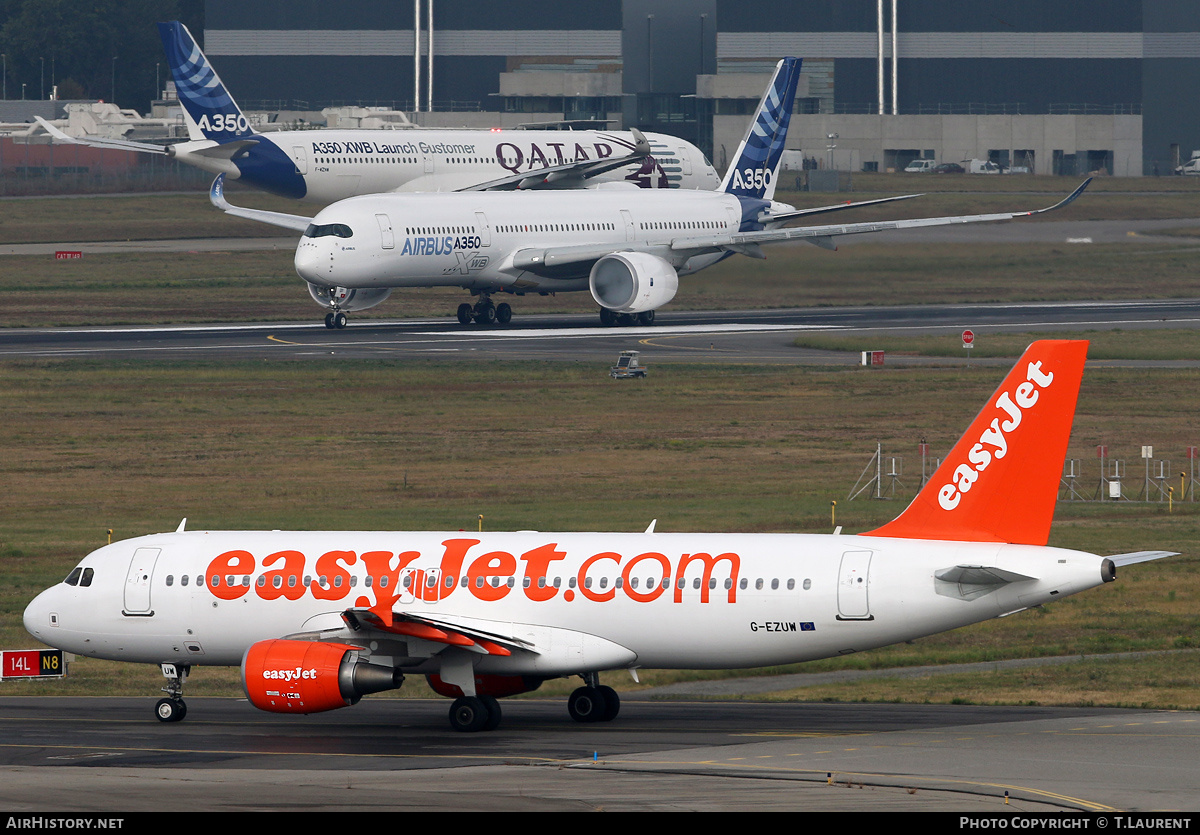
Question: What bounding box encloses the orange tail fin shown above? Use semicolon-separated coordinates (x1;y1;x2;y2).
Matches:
863;340;1088;546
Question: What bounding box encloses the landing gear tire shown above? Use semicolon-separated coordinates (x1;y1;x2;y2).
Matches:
473;303;496;326
568;686;609;723
599;308;618;327
324;312;335;329
495;302;512;325
636;311;655;326
449;696;491;732
457;303;473;325
155;698;186;723
596;685;620;721
332;312;348;329
481;696;503;731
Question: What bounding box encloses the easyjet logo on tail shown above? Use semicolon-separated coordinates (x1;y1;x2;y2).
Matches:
938;360;1056;511
862;339;1088;547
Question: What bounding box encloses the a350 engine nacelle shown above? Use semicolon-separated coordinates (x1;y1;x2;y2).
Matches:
307;283;393;312
588;252;679;314
242;638;403;715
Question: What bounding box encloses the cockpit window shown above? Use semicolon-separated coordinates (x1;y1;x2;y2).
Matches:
304;223;354;239
80;567;94;587
64;567;82;586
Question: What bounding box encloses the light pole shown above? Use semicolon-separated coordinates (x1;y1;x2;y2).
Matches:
826;133;838;170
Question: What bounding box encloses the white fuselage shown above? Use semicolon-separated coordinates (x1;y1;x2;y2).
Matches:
293;189;779;293
24;529;1109;677
174;128;720;204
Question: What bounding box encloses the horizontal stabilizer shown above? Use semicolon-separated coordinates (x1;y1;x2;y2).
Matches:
35;116;169;155
1108;551;1180;567
192;139;259;161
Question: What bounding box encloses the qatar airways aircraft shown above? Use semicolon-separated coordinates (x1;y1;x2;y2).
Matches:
36;22;719;201
210;56;1091;329
23;340;1174;732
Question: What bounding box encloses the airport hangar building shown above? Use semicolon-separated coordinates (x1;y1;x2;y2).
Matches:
204;0;1199;177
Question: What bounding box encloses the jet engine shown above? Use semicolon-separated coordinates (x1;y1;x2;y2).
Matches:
588;252;679;314
307;283;392;312
242;638;403;714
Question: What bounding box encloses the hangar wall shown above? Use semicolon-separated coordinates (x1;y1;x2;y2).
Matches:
204;0;1199;176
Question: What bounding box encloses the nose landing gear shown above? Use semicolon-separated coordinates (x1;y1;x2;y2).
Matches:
324;311;348;329
155;663;190;722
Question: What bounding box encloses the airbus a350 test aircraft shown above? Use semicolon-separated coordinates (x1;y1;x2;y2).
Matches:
212;57;1090;328
37;22;719;201
24;340;1174;732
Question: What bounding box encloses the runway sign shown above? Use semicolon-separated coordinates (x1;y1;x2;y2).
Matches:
1;649;66;679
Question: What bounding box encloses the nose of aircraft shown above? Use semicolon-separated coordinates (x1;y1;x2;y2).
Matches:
23;586;56;641
294;239;331;283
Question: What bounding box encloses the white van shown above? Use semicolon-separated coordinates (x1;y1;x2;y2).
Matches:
904;159;936;173
1176;152;1200;175
963;159;1002;174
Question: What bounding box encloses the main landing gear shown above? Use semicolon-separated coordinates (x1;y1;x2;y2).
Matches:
445;674;620;732
599;308;655;327
568;673;620;723
324;311;348;329
456;294;512;326
155;663;190;723
448;695;504;732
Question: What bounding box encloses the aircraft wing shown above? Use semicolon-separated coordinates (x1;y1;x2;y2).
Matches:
760;193;921;226
341;608;534;657
514;180;1092;277
36;116;170;156
456;128;653;191
209;174;312;232
674;178;1093;255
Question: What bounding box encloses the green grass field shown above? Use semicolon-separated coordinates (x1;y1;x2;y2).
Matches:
1;182;1198;710
1;354;1198;707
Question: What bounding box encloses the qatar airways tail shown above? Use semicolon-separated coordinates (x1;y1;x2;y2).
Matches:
23;341;1174;731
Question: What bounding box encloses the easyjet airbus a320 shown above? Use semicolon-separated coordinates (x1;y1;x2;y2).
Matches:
211;57;1090;328
24;340;1174;732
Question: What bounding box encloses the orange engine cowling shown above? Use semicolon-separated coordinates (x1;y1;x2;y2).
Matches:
426;673;545;700
242;639;402;714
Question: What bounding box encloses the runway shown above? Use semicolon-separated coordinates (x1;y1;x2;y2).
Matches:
0;696;1195;812
2;298;1199;364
